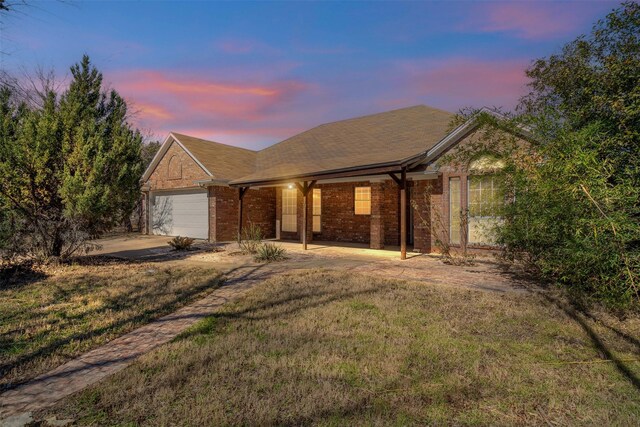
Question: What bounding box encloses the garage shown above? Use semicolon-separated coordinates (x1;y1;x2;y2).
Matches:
151;189;208;239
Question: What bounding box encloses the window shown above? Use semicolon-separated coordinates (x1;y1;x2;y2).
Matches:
449;177;461;244
282;188;297;232
312;188;321;232
354;187;371;215
468;175;503;244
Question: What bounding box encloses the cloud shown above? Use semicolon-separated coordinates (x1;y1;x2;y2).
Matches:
393;57;530;110
108;69;312;145
133;102;173;120
465;2;608;40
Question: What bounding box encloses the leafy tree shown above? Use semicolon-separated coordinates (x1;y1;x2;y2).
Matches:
141;140;162;168
0;56;143;260
520;1;640;188
446;3;640;308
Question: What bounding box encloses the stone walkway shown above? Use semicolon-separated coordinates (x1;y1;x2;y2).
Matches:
0;262;282;424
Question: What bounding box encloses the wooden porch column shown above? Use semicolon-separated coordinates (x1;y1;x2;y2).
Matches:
237;186;248;243
389;168;407;260
295;180;316;250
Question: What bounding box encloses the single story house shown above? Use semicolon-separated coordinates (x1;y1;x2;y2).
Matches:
140;105;525;259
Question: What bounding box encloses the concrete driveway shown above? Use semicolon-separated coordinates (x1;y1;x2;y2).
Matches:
90;234;188;260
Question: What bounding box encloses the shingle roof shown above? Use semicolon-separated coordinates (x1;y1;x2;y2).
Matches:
171;133;257;181
162;105;454;186
230;105;453;185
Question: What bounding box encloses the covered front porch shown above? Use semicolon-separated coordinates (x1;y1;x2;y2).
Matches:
232;166;441;260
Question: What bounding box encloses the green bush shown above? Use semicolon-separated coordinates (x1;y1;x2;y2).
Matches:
239;223;264;254
444;3;640;309
254;243;287;262
168;236;195;251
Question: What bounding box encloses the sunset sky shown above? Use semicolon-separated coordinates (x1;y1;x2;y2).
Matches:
1;1;616;149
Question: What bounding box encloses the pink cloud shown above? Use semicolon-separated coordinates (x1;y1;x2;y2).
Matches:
465;2;607;39
108;69;313;145
394;57;530;110
133;102;174;120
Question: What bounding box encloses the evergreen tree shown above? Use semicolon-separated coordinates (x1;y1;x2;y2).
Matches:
0;56;143;259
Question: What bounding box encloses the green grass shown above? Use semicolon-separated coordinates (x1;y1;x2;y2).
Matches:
44;270;640;425
0;257;222;390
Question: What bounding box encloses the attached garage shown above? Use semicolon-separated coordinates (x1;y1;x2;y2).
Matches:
151;189;208;239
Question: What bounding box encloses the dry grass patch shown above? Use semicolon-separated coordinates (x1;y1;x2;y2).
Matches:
46;270;640;425
0;257;222;390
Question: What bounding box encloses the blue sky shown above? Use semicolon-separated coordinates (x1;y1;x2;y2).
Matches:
1;1;617;149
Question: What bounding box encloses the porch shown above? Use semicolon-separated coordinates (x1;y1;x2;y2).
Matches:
231;170;442;260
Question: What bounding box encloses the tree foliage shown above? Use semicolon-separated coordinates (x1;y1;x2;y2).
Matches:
446;3;640;308
0;56;143;260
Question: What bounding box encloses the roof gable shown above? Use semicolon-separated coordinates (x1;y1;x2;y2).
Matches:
141;133;257;183
141;133;212;183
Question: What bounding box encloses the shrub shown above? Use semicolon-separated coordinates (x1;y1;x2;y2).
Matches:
239;223;264;254
168;236;195;251
254;243;287;262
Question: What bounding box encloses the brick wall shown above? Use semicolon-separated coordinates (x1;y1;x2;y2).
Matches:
272;181;407;247
382;181;400;246
146;141;209;190
209;186;276;242
411;177;443;253
313;182;372;244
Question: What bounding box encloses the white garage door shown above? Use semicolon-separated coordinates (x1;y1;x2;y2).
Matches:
151;189;208;239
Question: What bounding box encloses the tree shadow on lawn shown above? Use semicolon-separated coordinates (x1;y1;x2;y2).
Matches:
0;271;223;392
493;264;640;391
542;293;640;392
176;282;384;342
0;262;49;290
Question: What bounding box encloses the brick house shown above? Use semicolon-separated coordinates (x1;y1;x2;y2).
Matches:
141;105;525;259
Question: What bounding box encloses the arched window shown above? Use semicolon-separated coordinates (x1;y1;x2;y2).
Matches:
167;155;182;180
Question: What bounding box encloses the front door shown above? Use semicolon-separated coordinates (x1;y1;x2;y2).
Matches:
281;188;297;234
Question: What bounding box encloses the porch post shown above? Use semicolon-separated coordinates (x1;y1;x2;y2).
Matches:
303;187;308;250
237;187;248;243
388;168;408;260
400;168;407;260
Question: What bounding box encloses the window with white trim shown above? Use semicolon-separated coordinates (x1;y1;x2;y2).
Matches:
354;187;371;215
467;175;503;244
282;188;297;232
312;188;321;233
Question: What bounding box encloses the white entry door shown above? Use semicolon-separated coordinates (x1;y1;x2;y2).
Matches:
151;189;208;239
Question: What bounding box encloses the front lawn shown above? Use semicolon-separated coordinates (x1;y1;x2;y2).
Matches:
44;270;640;425
0;257;222;391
